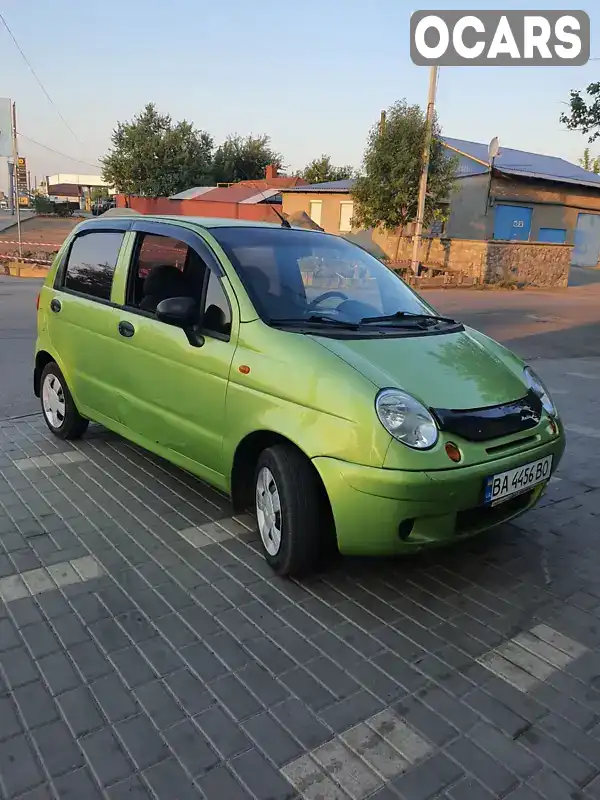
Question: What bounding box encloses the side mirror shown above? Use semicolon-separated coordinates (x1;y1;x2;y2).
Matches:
155;297;204;347
156;297;199;328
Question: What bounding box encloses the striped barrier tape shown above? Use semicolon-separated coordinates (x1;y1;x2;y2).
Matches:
0;256;52;265
0;240;60;248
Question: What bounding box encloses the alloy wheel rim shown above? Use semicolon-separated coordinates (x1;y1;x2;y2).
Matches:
256;466;282;556
42;373;66;430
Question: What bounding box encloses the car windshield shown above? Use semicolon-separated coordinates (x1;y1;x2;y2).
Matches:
210;226;433;326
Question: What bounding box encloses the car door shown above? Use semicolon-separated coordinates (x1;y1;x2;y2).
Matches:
108;220;238;485
45;223;130;423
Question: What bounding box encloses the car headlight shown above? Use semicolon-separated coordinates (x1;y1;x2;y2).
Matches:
375;388;438;449
523;366;557;416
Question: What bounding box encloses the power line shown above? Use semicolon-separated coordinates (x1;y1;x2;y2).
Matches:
0;11;81;144
17;132;102;170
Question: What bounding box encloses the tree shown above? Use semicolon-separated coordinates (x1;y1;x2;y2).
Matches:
90;187;109;200
300;155;355;184
579;147;600;174
351;100;457;232
560;82;600;142
102;103;214;196
212;134;284;183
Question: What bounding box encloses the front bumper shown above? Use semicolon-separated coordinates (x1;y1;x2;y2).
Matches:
313;432;565;556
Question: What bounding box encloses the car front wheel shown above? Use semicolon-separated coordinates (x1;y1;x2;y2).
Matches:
40;362;88;440
254;444;334;577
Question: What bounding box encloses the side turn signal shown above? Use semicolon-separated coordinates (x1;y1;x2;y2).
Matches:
445;442;462;463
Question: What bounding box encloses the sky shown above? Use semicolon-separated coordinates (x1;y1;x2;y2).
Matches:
1;0;599;192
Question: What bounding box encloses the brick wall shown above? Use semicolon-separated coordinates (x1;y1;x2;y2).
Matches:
114;195;285;224
373;233;571;287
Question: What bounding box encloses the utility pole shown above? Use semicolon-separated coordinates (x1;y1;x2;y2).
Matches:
410;66;439;275
11;102;22;259
379;110;386;137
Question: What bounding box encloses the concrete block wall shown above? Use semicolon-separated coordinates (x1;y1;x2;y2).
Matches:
373;233;571;287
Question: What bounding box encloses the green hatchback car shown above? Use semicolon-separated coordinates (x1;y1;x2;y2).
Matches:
35;215;565;575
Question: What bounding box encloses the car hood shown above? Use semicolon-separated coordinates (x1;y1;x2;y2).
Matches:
312;328;527;410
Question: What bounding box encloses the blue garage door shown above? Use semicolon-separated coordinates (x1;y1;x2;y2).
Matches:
538;227;566;243
493;205;533;241
572;213;600;267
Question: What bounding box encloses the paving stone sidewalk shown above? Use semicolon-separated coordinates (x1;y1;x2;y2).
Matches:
1;357;600;799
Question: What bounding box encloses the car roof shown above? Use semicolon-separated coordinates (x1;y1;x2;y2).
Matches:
76;214;335;238
159;216;293;231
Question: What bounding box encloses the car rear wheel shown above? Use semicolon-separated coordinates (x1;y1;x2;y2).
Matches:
254;443;334;576
40;362;88;440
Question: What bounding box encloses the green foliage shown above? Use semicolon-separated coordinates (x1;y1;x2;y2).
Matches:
54;203;75;217
102;103;214;196
212;134;283;184
32;195;55;214
351;100;457;232
31;195;75;217
560;82;600;142
579;147;600;174
90;187;109;200
300;155;355;184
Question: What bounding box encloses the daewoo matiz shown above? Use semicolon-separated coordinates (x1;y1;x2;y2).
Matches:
35;215;565;575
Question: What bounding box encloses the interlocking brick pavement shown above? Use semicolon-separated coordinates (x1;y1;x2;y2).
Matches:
1;356;600;798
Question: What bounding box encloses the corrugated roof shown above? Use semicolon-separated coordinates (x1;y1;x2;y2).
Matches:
239;189;282;204
169;186;217;199
236;176;306;189
193;186;262;203
282;179;356;193
444;137;600;189
284;139;600;193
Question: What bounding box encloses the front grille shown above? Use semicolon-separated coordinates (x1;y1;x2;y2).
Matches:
432;392;542;443
456;490;533;534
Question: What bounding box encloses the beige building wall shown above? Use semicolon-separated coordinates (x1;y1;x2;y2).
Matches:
282;192;356;234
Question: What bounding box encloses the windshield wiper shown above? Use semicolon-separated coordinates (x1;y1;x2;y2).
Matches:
269;314;360;329
359;311;460;327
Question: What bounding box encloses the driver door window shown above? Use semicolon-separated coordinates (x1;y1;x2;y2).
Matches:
127;233;204;314
126;232;232;339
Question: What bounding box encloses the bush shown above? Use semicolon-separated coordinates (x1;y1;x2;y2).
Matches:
31;195;76;217
32;195;55;214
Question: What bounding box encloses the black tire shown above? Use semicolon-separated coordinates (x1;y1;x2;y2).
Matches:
254;443;335;577
40;362;88;440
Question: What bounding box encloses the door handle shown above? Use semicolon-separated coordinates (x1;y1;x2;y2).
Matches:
50;298;61;313
118;321;135;338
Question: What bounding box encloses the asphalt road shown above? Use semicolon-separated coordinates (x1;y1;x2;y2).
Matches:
2;274;600;420
0;208;36;232
0;275;42;419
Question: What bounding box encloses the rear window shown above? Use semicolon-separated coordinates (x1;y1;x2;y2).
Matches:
63;231;124;301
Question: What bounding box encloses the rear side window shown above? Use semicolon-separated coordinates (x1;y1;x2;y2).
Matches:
63;232;124;301
126;233;206;310
136;234;188;278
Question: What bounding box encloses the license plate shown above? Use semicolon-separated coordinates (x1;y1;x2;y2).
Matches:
484;455;553;506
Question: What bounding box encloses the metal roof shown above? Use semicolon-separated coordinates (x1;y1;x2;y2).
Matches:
239;189;282;204
281;179;356;193
283;138;600;192
444;137;600;189
169;186;217;200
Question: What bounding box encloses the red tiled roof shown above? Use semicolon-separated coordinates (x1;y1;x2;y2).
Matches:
237;176;306;189
197;186;262;203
